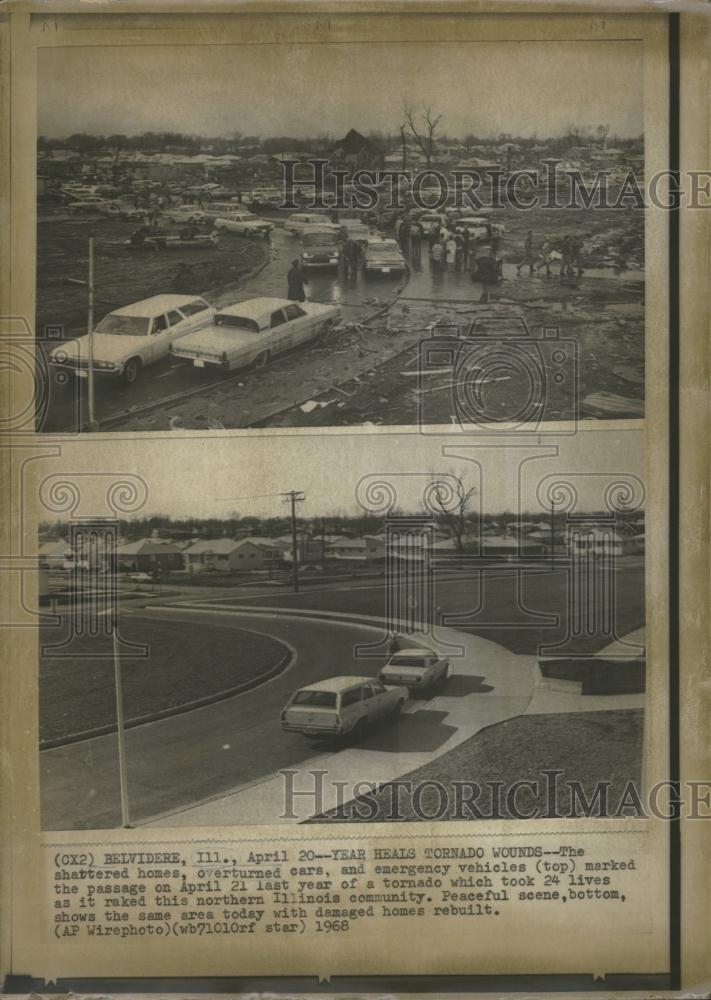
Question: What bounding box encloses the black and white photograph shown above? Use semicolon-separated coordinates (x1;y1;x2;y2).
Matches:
35;38;646;433
37;429;646;831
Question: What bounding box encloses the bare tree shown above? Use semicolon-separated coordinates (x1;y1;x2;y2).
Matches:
429;472;478;554
403;103;443;170
596;123;611;148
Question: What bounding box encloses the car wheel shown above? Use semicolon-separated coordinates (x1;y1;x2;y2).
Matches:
318;320;335;345
123;357;141;384
253;350;270;370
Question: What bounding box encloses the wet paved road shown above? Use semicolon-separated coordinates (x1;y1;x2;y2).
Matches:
38;227;409;433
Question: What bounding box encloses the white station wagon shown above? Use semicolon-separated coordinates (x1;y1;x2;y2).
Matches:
49;294;216;384
379;648;450;693
171;296;341;372
280;676;408;740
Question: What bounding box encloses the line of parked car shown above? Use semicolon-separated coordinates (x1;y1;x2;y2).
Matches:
280;648;451;741
48;292;342;384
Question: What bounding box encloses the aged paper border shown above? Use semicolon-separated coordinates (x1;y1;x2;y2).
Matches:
0;1;708;993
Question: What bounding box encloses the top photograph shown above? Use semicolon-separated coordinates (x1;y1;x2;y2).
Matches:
35;36;648;434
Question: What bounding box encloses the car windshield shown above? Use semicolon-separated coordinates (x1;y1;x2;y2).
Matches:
292;690;338;708
303;232;339;247
390;656;428;667
213;314;260;332
95;314;150;337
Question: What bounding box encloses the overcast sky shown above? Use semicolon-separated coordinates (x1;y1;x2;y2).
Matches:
37;428;645;522
38;40;643;140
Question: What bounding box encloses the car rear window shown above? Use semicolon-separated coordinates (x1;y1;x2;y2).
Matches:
292;690;337;708
180;301;209;317
391;656;429;666
214;314;260;332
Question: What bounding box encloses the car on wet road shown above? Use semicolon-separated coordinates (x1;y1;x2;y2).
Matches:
48;293;216;384
280;675;408;739
299;227;341;269
170;296;341;372
285;212;340;236
213;210;273;237
364;236;408;275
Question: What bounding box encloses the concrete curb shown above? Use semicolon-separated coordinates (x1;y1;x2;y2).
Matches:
40;636;294;752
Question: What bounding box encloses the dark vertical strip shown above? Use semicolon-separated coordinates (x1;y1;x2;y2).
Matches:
668;11;681;993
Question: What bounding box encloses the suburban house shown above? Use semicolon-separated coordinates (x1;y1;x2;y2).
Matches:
114;539;183;574
37;538;72;569
569;527;645;558
182;537;279;573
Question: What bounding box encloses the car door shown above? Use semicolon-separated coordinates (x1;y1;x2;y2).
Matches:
269;308;293;354
177;300;213;337
281;303;313;348
146;313;170;363
367;680;392;720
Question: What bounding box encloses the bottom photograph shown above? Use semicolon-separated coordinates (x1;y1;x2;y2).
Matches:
36;427;647;831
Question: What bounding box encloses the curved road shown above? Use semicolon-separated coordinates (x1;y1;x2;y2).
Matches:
40;608;391;830
41;604;540;831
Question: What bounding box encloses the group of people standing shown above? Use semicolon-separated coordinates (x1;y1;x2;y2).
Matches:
517;230;585;278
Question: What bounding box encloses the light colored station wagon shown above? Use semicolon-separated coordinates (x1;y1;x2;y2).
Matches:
48;294;215;384
280;676;408;739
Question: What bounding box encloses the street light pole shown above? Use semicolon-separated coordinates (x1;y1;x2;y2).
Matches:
111;609;131;827
86;236;98;431
283;490;305;593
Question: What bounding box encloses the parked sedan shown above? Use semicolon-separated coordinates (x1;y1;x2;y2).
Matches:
170;296;341;372
379;648;450;693
48;294;216;384
213;210;273;237
280;676;408;740
364;237;408;275
162;204;211;224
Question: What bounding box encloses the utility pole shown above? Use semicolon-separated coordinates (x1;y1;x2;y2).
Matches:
283;490;305;592
321;515;326;565
86;236;98;432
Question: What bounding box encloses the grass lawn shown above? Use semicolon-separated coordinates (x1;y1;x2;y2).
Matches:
40;613;286;744
309;709;643;823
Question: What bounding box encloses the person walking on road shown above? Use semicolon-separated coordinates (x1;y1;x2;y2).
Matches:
517;230;535;275
287;259;309;302
445;235;457;271
430;237;445;273
410;220;423;261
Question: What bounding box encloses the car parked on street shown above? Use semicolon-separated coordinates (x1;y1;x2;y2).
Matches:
170;296;341;372
212;210;273;237
280;676;408;739
162;204;211;224
285;212;339;236
454;215;506;241
300;227;341;269
48;294;216;384
379;648;450;693
364;237;408;275
418;211;448;235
